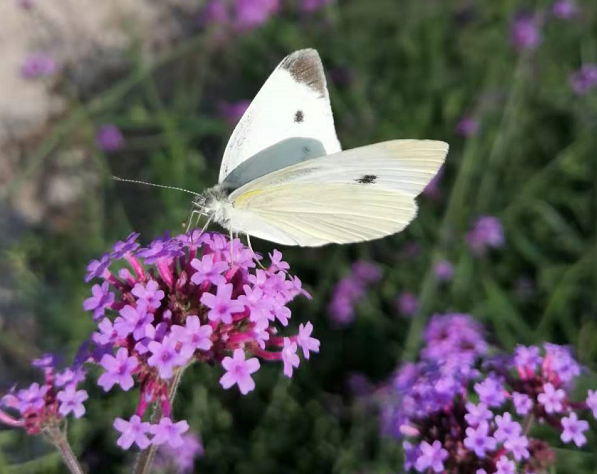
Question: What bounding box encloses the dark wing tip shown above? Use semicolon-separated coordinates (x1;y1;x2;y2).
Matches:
279;49;326;96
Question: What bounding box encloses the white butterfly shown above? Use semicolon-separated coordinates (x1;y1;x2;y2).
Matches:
118;49;448;247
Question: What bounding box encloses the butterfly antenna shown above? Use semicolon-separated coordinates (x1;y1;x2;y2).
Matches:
112;176;202;197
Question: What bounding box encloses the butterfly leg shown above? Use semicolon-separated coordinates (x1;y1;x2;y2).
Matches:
185;209;202;234
246;233;267;270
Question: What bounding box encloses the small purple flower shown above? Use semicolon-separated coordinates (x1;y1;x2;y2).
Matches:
83;282;115;320
414;440;448;473
234;0;279;30
31;353;58;368
20;53;57;79
114;305;154;340
474;377;506;407
219;100;250;125
17;383;48;412
190;254;228;286
170;315;213;352
148;337;185;380
569;64;597;95
495;456;516;474
220;349;260;394
302;0;334;13
467;216;504;255
296;322;320;359
494;413;522;442
512;392;533;415
537;382;565;413
456;117;479;137
281;337;300;378
269;250;289;272
98;348;138;391
463;421;497;458
543;343;581;384
96;125;124;152
514;345;542;371
111;232;140;259
132;280;165;309
464;402;493;427
397;292;418;317
201;0;230;25
504;435;530;461
560;412;589;447
587;390;597;419
151;417;190;448
552;0;578;19
352;261;382;282
85;253;111;282
57;386;88;419
200;283;245;324
114;415;152;450
55;367;86;388
434;260;454;281
511;14;542;52
403;440;420;471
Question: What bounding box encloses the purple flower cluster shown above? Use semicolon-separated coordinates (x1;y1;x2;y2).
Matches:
510;14;542;52
81;231;318;449
0;357;88;435
378;315;595;474
200;0;279;32
569;64;597;95
20;53;58;79
327;261;382;326
466;216;505;256
96;124;124;152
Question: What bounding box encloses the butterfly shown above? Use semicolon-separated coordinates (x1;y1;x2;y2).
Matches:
117;49;448;247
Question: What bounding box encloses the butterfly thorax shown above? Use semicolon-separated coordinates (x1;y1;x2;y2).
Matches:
194;184;234;229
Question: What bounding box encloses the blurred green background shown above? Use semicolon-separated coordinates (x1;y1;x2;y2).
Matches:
0;0;596;472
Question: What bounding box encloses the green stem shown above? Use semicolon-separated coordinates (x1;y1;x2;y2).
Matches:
46;427;85;474
132;369;185;474
402;59;526;362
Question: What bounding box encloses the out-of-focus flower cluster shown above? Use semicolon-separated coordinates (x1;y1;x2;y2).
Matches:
0;355;88;435
467;216;505;256
378;314;595;474
328;261;382;326
78;231;316;450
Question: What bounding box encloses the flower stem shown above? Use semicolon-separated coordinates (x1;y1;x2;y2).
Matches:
132;369;185;474
46;427;86;474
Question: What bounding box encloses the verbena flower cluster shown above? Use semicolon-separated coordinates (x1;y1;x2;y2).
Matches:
327;261;382;325
379;313;596;474
0;355;88;434
1;231;319;455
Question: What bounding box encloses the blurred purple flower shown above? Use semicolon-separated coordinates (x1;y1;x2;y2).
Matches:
281;337;300;377
397;292;418;318
474;377;506;407
511;14;542;52
493;413;522;442
456;117;479;137
98;348;138;391
219;100;250;125
415;440;448;473
512;392;533;415
434;260;454;281
495;456;516;474
157;432;204;473
220;349;260;394
587;390;597;419
234;0;279;30
111;232;140;259
538;383;565;413
466;216;504;255
561;413;589;447
151;417;190;448
84;282;115;320
569;64;597;95
297;322;320;359
57;386;88;419
465;402;492;427
463;421;497;458
20;53;57;79
504;435;530;461
302;0;334;13
201;0;230;25
17;383;47;412
96;124;124;152
552;0;578;19
114;415;151;450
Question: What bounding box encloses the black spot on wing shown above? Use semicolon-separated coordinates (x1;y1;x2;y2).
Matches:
280;49;326;97
356;174;377;184
294;110;304;123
